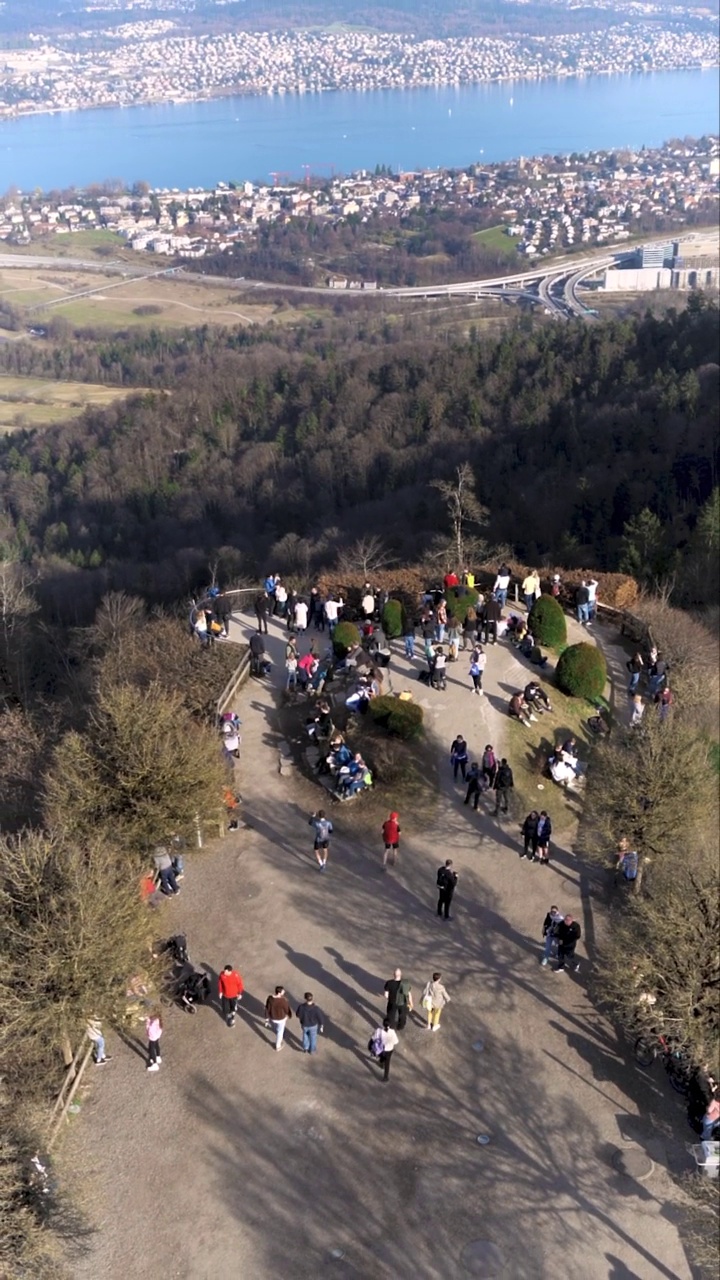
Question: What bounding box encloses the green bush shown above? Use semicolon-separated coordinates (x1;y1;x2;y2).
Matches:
332;621;361;657
528;595;567;648
382;599;403;639
444;585;479;621
555;642;607;700
368;695;424;740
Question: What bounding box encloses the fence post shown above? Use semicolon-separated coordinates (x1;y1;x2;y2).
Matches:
48;1042;94;1149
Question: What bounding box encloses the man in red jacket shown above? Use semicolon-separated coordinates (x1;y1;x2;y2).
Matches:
218;964;244;1026
382;811;401;870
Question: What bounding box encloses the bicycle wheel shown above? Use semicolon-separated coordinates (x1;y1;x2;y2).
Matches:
666;1056;691;1095
634;1036;656;1068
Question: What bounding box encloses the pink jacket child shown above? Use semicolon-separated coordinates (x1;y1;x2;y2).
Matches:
146;1013;163;1071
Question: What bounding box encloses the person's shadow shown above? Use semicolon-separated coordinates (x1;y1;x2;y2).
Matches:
277;941;379;1026
324;946;380;996
114;1026;147;1061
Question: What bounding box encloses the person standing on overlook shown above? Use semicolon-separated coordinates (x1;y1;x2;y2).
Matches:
254;590;270;634
493;564;511;608
522;569;541;614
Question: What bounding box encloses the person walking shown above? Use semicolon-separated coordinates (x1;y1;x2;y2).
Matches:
469;646;486;695
376;1019;399;1082
296;993;325;1055
309;810;333;870
382;810;401;869
463;761;485;810
421;972;451;1032
384;968;413;1031
493;758;514;815
481;745;498;790
218;964;244;1026
536;810;553;863
265;985;293;1051
145;1011;163;1071
554;916;581;973
86;1017;110;1065
436;859;458;920
540;905;564;966
450;734;469;781
521;810;540;860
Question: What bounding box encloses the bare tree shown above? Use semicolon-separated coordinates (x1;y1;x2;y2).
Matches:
430;463;487;570
0;553;40;709
336;535;394;579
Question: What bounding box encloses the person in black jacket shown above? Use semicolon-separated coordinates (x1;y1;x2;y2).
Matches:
481;595;502;645
436;859;458;920
254;591;269;634
554;915;581;973
493;758;514;814
521;810;539;860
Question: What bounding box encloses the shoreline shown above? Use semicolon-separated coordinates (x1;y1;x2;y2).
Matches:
0;62;718;125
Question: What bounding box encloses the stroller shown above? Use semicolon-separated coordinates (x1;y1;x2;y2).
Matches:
175;963;211;1014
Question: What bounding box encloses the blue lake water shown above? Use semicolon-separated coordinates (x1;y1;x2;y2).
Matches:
1;68;718;190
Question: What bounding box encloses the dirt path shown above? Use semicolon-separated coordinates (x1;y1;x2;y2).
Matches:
63;608;695;1280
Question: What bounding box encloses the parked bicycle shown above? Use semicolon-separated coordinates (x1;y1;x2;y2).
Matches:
634;1027;693;1094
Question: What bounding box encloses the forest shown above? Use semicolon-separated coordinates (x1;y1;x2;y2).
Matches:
0;295;717;625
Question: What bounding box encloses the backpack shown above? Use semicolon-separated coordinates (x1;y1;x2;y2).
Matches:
622;851;638;881
437;866;449;889
368;1029;383;1057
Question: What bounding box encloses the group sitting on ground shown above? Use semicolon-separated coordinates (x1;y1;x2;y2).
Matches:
548;737;585;787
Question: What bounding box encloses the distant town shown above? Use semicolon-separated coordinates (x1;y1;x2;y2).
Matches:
0;20;717;117
2;136;717;286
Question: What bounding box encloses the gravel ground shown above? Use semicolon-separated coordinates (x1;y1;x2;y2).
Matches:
62;608;697;1280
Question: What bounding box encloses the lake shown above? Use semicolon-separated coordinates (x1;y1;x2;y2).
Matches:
0;68;717;191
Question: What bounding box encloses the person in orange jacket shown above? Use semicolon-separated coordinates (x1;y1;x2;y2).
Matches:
218;964;244;1027
382;811;401;870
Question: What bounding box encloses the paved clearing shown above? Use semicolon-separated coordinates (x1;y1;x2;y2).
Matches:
63;607;696;1280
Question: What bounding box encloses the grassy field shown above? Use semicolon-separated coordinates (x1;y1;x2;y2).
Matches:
472;224;518;259
2;229;130;260
0;263;305;329
0;375;135;432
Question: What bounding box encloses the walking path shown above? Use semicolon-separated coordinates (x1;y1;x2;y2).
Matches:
65;606;695;1280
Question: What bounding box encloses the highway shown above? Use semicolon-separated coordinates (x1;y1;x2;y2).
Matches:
0;246;628;321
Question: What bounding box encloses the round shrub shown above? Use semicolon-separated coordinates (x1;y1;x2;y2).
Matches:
555;642;607;701
368;695;424;740
528;595;567;648
332;620;361;657
382;599;403;639
444;585;479;620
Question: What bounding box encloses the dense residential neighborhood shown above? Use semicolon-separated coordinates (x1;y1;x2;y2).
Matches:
0;21;717;116
1;136;717;275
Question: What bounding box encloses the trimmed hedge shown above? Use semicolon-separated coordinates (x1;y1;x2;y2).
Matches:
382;599;403;639
528;595;567;648
555;642;607;700
332;621;361;657
368;695;424;740
444;585;479;620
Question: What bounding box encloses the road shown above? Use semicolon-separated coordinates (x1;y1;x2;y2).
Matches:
0;246;629;321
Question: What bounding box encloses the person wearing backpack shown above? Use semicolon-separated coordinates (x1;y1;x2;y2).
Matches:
370;1020;399;1081
468;646;486;695
615;844;638;886
383;968;413;1031
436;859;458;920
493;758;514;815
309;810;333;870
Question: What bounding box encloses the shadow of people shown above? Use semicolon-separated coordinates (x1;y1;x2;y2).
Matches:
114;1026;148;1061
277;940;379;1026
324;946;380;996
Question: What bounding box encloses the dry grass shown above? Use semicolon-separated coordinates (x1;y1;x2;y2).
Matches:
0;375;135;432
